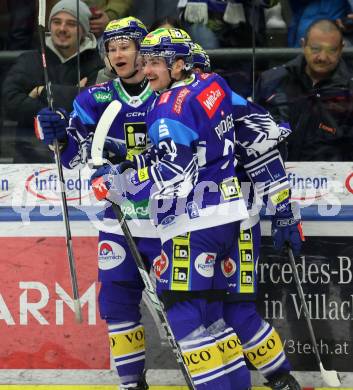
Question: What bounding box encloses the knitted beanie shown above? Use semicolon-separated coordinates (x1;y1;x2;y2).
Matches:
49;0;92;34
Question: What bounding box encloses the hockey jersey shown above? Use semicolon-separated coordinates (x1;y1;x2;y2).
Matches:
231;91;292;229
126;72;249;242
60;77;158;237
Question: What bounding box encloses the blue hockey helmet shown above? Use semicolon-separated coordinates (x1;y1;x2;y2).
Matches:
140;28;193;71
192;42;211;72
103;17;148;50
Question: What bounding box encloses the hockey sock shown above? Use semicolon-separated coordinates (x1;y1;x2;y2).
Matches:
240;319;291;379
107;321;146;387
167;299;232;390
224;302;291;380
207;319;251;390
206;301;250;390
178;326;232;390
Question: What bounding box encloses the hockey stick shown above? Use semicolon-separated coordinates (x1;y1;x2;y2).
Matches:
76;0;82;206
90;100;169;342
287;245;341;387
38;0;82;323
90;101;196;390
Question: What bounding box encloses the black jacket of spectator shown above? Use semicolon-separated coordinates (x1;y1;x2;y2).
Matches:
1;33;103;162
255;54;353;161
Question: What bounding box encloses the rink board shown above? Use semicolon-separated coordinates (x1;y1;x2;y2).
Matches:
0;163;353;386
0;386;297;390
0;386;340;390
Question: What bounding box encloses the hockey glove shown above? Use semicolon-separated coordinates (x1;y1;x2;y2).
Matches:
102;139;127;164
90;161;135;202
35;107;68;145
271;201;305;256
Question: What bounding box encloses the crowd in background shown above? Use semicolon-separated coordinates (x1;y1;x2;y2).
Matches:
0;0;353;162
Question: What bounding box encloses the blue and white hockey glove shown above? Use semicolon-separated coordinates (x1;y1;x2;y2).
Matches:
35;107;68;145
90;161;135;202
271;201;305;256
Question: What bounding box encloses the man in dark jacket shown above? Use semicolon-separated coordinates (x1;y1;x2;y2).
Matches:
2;0;104;162
255;18;353;161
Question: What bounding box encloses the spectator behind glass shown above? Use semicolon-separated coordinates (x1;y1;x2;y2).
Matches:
255;19;353;161
178;0;283;96
337;0;353;46
6;0;36;50
48;0;133;38
287;0;349;47
178;0;281;49
1;0;104;163
130;0;179;29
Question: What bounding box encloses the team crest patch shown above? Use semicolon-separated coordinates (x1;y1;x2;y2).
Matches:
221;257;236;277
124;122;147;151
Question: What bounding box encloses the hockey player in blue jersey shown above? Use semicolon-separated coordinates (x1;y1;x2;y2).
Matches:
35;17;161;390
193;44;303;390
91;28;252;390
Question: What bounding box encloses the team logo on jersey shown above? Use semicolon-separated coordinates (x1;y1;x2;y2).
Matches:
220;177;241;200
221;257;236;277
98;241;126;270
124;122;147;152
153;251;169;280
173;88;190;114
195;253;216;277
93;91;113;103
196;81;225;118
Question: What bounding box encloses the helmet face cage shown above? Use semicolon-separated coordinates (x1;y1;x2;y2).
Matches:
192;43;211;71
140;28;194;71
103;17;148;52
